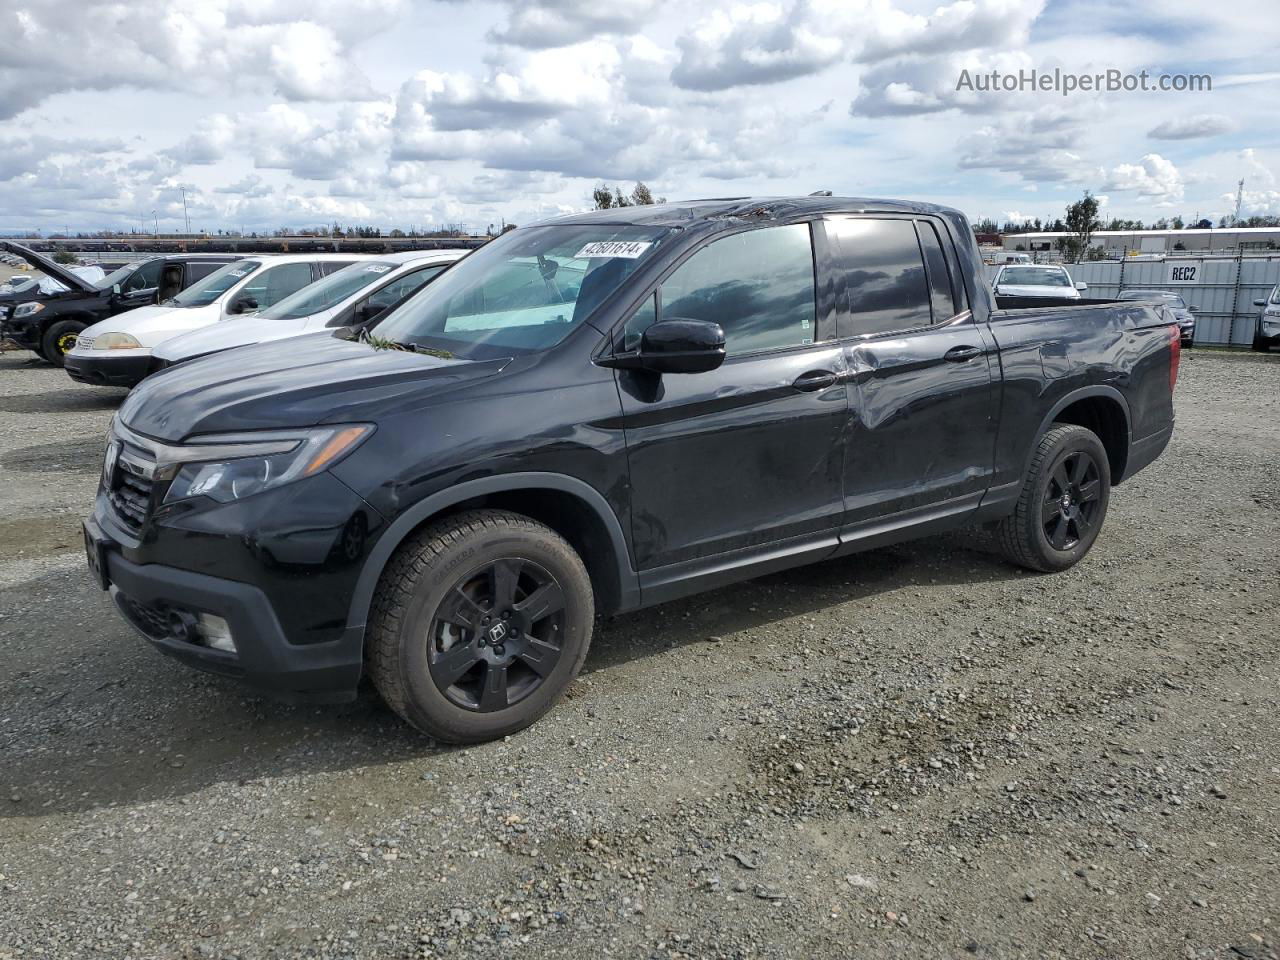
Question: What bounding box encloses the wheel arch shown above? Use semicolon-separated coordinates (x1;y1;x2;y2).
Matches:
1030;386;1132;484
347;472;639;638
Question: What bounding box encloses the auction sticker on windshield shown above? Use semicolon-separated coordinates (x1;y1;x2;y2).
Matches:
574;241;653;259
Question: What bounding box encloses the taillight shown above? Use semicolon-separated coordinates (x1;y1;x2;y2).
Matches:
1168;325;1181;391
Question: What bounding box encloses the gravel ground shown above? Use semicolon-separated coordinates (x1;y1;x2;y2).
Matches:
1;348;1277;960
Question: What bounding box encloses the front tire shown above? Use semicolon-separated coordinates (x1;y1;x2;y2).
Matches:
1253;335;1271;353
995;424;1111;573
367;510;594;743
40;319;86;367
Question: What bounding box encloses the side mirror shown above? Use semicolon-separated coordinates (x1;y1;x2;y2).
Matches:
1255;299;1267;307
229;296;258;315
1075;281;1088;291
605;318;726;374
112;283;121;296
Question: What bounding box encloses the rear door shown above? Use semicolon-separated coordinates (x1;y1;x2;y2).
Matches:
614;222;849;572
829;216;998;527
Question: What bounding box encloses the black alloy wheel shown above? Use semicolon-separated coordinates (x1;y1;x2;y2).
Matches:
428;557;566;712
1041;450;1102;550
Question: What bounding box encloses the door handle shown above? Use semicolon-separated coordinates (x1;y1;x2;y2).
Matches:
943;345;982;362
792;369;838;392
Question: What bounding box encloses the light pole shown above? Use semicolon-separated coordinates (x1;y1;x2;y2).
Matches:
153;210;159;236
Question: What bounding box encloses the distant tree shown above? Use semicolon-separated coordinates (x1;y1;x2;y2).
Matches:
1171;215;1184;230
631;182;655;205
501;223;517;233
51;247;76;264
1193;218;1213;229
613;186;632;208
1062;191;1101;261
592;185;614;209
972;217;999;234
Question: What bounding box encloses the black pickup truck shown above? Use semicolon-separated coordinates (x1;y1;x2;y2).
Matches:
84;196;1179;743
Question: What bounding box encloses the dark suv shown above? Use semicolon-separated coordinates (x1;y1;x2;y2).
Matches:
0;241;243;365
85;197;1178;743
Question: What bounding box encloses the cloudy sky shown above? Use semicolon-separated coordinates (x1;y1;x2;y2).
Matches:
1;0;1278;235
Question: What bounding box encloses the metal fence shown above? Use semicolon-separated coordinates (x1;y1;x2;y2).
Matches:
984;255;1280;346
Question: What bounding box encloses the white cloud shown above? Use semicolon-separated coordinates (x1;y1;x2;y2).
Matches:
0;0;400;119
1147;114;1235;140
671;2;844;91
488;0;664;49
1103;154;1184;203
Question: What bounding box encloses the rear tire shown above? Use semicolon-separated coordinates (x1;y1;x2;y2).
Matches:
40;319;86;367
995;424;1111;573
367;509;594;743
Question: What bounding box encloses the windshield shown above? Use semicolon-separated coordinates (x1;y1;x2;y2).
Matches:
1000;266;1070;287
1119;290;1187;307
1271;284;1280;305
372;225;671;358
170;260;262;307
260;261;398;321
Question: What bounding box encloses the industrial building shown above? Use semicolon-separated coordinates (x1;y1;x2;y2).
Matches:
1001;226;1280;258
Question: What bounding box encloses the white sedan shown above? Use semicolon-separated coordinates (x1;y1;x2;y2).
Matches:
993;264;1088;299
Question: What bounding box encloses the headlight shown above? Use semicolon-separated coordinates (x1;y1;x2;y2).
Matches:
12;302;43;319
162;425;374;504
93;332;143;350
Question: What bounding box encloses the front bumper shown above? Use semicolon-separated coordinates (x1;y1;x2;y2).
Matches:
0;311;39;350
87;463;385;703
65;350;153;387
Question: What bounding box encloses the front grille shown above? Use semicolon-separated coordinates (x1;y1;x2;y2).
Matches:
106;435;158;532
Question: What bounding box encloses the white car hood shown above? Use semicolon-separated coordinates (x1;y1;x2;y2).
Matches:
155;314;317;362
995;283;1080;299
76;302;221;347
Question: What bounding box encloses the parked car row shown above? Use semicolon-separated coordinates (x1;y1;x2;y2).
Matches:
0;241;468;386
77;196;1182;745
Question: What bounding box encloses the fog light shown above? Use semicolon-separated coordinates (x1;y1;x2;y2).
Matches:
195;614;236;653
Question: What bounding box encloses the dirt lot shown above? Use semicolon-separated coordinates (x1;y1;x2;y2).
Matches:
1;348;1277;960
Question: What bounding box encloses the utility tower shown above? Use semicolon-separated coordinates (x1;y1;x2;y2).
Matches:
1232;178;1244;226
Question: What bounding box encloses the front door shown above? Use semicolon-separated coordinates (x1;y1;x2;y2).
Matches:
825;216;998;527
615;222;849;571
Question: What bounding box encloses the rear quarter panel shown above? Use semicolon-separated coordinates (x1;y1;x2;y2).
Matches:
987;300;1174;487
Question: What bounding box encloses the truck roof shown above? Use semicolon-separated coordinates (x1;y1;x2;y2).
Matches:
541;196;966;228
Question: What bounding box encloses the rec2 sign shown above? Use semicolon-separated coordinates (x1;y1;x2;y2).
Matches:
1166;262;1199;284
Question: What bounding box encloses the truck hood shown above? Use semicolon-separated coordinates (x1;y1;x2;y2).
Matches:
153;314;313;361
120;332;507;441
994;283;1080;299
0;240;97;294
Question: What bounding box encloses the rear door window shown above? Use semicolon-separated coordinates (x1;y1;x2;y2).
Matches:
827;218;932;337
916;220;960;322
